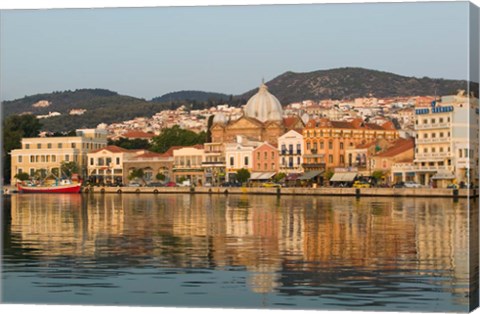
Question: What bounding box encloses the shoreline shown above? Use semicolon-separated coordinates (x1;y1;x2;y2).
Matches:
82;186;476;198
3;185;477;198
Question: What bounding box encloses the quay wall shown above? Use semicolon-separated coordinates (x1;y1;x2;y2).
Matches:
79;186;477;198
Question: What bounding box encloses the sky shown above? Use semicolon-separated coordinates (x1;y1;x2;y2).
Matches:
0;0;476;102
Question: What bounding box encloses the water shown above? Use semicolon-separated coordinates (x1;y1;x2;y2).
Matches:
1;193;476;312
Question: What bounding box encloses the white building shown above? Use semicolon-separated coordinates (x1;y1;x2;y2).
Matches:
278;130;304;174
225;136;262;182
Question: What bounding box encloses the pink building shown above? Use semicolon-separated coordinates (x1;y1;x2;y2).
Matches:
252;143;279;173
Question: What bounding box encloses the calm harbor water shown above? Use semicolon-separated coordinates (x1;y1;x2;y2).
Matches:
1;193;476;311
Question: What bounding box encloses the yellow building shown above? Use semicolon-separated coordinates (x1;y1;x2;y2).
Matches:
10;128;108;183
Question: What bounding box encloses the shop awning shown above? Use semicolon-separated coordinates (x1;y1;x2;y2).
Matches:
431;171;455;180
286;173;301;181
298;170;323;180
330;172;357;182
250;172;276;180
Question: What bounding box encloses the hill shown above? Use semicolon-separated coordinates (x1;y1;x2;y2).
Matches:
1;89;175;132
238;67;476;104
152;90;231;103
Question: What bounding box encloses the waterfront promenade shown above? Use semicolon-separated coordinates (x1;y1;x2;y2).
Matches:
81;186;474;198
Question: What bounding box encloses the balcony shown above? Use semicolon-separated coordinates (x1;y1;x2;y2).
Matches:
202;161;225;167
415;152;451;159
416;138;450;144
302;163;325;169
392;163;453;172
415;122;450;130
280;150;301;156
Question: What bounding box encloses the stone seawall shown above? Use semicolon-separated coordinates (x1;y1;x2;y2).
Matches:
81;186;476;198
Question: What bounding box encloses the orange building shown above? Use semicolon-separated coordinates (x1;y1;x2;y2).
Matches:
302;118;399;172
252;142;279;174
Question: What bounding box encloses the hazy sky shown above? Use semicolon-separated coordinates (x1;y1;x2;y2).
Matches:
0;1;474;101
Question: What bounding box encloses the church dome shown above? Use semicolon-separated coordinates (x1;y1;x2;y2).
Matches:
244;82;283;123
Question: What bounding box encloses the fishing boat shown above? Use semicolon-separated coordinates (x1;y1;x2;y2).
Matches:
16;179;81;193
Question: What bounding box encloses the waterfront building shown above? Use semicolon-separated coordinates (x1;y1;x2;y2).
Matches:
123;150;174;184
225;136;263;182
302;118;398;173
10;128;108;183
370;138;415;183
172;145;205;185
278;130;304;174
87;145;147;185
250;142;279;182
412;91;479;186
202;142;226;186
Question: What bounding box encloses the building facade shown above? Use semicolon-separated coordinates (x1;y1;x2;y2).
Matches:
10;128;108;183
278;130;304;174
172;145;205;185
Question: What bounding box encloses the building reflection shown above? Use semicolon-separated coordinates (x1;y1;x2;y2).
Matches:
8;193;471;300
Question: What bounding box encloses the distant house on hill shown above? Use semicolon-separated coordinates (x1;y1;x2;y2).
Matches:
120;130;156;142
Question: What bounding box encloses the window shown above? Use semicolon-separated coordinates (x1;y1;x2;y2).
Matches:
329;155;333;163
423;119;427;124
296;144;301;153
423;148;428;153
440;147;444;153
282;157;286;165
18;156;22;163
423;133;428;138
313;142;318;150
257;163;261;169
116;157;120;165
271;152;275;159
264;163;268;170
47;143;52;149
41;156;45;162
46;156;50;162
340;142;344;150
52;155;56;162
25;144;30;149
18;168;23;174
230;157;234;166
65;155;70;162
432;133;436;138
320;141;324;149
71;143;76;148
328;142;333;149
465;149;469;158
244;156;249;166
306;142;311;150
459;149;462;158
264;152;268;159
340;155;344;164
30;156;34;163
439;118;444;123
432;148;436;153
257;152;260;159
297;157;300;165
30;169;35;176
431;118;435;124
440;132;444;138
106;158;112;165
37;143;41;149
35;156;39;162
58;143;63;149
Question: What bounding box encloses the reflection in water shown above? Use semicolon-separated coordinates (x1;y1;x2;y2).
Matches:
2;194;474;311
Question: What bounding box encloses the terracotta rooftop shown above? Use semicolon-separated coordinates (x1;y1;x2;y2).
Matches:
306;117;397;131
375;138;414;158
133;151;170;159
121;131;155;139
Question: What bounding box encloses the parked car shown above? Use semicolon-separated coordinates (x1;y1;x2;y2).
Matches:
221;181;242;187
204;182;212;187
404;181;422;188
127;182;141;187
353;181;371;188
164;182;177;187
262;182;281;188
147;182;164;187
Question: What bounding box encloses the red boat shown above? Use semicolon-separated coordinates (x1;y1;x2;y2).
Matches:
16;179;81;193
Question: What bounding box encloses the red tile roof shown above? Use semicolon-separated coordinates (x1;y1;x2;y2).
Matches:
375;138;414;157
122;131;155;139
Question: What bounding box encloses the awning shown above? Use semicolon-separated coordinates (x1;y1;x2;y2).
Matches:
330;172;357;182
250;172;276;180
298;170;323;180
431;171;455;180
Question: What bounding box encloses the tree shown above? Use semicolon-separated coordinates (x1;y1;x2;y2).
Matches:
206;115;215;142
128;168;145;183
60;161;79;178
2;114;42;184
236;168;250;183
14;172;30;182
150;125;206;153
273;172;286;183
107;137;151;150
155;173;166;181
